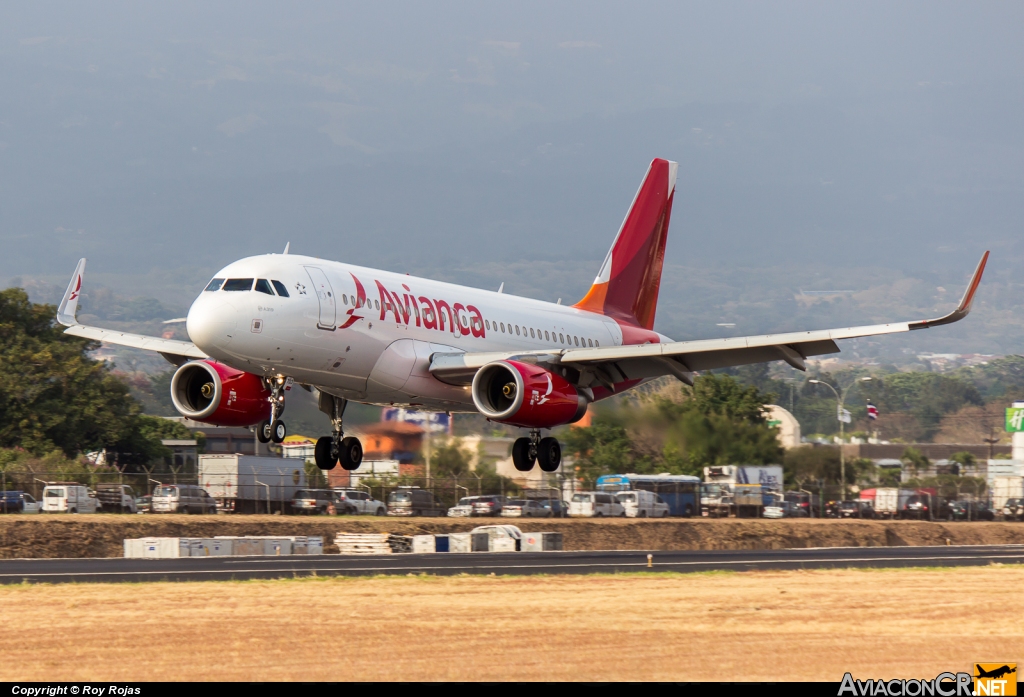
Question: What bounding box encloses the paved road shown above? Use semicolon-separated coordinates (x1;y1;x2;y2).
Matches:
2;545;1024;583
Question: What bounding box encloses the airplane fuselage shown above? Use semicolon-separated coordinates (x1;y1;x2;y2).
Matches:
186;254;668;410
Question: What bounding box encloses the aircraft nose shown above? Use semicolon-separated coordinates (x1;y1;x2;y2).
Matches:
186;295;238;352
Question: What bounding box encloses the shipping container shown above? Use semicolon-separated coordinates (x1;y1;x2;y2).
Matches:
198;454;306;513
521;532;563;551
412;535;437;553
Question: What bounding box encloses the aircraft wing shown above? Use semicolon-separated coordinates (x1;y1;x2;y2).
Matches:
56;258;208;364
429;251;990;387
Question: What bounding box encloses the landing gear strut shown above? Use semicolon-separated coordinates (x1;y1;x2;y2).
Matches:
314;393;363;471
256;376;289;445
512;430;561;472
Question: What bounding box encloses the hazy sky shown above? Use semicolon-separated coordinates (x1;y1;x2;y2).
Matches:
1;2;1022;348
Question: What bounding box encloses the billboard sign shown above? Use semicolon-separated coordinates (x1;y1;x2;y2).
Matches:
383;408;451;433
1007;407;1024;433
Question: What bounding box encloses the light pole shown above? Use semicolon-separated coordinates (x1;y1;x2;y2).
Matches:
809;377;872;501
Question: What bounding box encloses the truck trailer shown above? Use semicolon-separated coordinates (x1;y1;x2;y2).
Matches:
701;465;783;517
198;455;307;513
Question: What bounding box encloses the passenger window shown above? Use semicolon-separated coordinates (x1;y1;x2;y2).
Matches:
223;278;254;291
254;279;274;295
545;331;550;341
595;340;599;347
515;325;520;335
588;338;593;347
205;278;225;292
485;320;490;330
374;300;380;310
342;294;348;305
500;323;505;333
574;336;579;346
530;328;535;338
559;333;564;343
271;280;289;297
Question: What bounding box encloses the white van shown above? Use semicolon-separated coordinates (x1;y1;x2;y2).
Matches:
616;490;670;518
569;492;625;517
41;485;99;513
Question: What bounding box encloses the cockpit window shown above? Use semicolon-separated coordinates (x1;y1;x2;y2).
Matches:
271;280;289;297
222;278;254;291
205;278;224;292
254;279;274;295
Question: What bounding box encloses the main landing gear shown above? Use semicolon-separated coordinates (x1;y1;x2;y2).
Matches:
512;430;561;473
256;376;289;445
313;393;363;472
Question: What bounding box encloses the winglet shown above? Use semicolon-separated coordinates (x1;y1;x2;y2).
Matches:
909;251;989;330
56;258;86;327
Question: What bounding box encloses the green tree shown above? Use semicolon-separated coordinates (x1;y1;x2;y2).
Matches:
431;437;473;478
0;289;169;465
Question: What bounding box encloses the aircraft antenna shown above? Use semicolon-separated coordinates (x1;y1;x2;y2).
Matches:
497;282;504;293
282;242;290;255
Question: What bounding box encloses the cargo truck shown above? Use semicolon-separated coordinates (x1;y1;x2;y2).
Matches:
991;477;1023;514
198;454;307;513
701;465;783;517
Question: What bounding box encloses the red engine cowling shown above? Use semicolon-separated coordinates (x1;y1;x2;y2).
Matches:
170;360;270;427
471;360;589;428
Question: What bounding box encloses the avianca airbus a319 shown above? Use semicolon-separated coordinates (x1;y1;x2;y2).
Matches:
55;158;989;473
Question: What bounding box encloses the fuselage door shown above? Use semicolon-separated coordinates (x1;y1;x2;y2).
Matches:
304;266;336;330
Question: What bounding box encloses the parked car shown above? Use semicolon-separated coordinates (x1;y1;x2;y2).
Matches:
448;496;480;517
0;491;24;513
332;489;386;515
95;483;137;513
290;489;336;515
21;493;42;514
569;492;625;518
471;525;523;550
540;499;571;518
1003;497;1024;521
763;500;800;519
42;484;99;513
387;487;446;517
784;490;820;517
471;495;506;517
898;495;931;520
839;500;875;519
151;485;217;514
947;500;995;521
500;500;551;518
615;490;670;518
135;495;152;514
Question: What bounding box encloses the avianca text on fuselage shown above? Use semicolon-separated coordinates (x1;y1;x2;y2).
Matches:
345;273;488;339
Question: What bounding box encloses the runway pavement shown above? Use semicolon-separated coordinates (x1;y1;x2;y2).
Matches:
2;544;1024;583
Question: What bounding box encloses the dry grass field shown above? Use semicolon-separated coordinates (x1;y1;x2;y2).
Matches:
2;566;1021;681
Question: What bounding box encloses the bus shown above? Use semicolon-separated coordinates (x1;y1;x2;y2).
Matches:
595;474;701;517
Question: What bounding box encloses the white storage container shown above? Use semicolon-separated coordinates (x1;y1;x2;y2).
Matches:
490;537;516;552
470;532;490;552
262;538;292;556
124;537;192;559
305;536;324;555
448;532;471;553
195;538;233;556
412;535;436;553
521;532;563;552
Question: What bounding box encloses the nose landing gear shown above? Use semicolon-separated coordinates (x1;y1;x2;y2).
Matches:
256;376;290;444
314;393;363;471
512;430;561;472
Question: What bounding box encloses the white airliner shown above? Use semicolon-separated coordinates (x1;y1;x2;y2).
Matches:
55;158;989;473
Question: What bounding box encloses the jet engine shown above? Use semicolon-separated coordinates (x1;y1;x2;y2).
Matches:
170;360;270;427
471;360;589;428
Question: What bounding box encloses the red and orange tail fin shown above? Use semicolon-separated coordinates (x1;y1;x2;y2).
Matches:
574;158;677;330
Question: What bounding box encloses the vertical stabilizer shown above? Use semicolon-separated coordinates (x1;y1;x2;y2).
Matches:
574;158;677;329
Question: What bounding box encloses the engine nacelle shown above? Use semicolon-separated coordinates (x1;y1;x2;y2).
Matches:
170;360;270;427
471;360;589;428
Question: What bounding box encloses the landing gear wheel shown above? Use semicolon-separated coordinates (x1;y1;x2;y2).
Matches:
338;436;363;471
270;420;287;444
314;436;337;470
512;437;535;472
256;420;273;444
536;437;561;472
